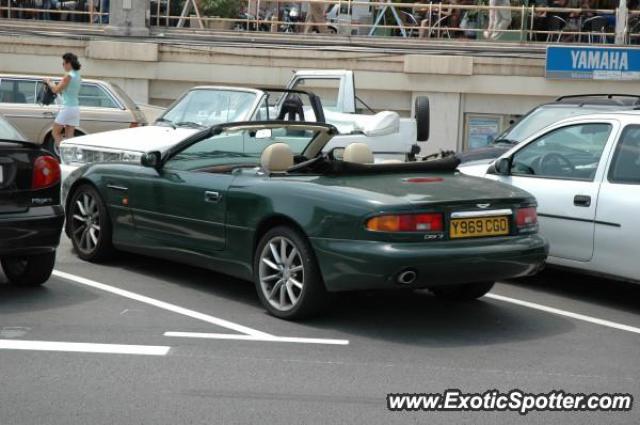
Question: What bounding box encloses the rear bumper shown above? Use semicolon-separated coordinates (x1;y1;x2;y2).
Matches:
0;205;64;256
310;234;548;292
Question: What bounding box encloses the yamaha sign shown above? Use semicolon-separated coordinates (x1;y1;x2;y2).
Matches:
545;45;640;80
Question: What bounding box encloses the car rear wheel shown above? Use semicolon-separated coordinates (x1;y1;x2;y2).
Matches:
430;281;495;301
67;184;114;262
254;226;327;320
1;251;56;286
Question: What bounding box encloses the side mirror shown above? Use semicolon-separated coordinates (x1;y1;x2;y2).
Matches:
141;151;162;169
489;157;512;175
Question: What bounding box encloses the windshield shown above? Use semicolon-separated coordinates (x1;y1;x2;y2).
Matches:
0;115;26;142
165;125;319;172
498;106;612;143
160;89;258;128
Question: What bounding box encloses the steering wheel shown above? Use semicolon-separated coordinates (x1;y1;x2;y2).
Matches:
539;152;574;176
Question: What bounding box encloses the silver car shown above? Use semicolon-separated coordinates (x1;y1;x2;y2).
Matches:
0;74;147;150
460;111;640;284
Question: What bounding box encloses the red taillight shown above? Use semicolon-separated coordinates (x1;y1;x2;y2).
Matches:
366;213;444;232
32;155;61;190
129;122;140;128
516;207;538;232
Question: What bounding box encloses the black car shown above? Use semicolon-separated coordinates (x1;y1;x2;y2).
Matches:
0;115;63;286
459;94;640;163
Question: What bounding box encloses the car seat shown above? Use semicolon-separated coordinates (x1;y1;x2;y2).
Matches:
343;143;374;164
261;142;294;173
14;92;26;103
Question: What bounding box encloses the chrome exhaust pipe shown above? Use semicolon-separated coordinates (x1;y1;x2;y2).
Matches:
397;270;417;285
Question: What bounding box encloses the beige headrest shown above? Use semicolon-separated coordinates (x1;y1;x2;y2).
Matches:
261;143;293;173
343;143;374;164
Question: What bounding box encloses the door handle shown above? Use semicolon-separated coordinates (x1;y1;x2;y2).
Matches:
42;111;55;118
107;184;128;192
574;195;591;207
204;191;221;203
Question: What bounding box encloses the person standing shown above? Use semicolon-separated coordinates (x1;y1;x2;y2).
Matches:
45;52;82;152
484;0;512;40
304;0;328;34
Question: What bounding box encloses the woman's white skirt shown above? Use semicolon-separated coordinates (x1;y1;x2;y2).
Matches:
55;106;80;127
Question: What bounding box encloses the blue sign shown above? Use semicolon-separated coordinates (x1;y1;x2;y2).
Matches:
546;45;640;80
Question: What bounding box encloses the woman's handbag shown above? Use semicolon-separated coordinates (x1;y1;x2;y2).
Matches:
37;82;57;106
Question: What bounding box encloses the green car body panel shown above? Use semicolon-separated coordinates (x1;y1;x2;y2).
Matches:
65;163;548;292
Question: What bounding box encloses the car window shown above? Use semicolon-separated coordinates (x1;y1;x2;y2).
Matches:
0;79;37;104
608;125;640;185
162;89;257;127
252;96;270;121
291;78;339;111
511;123;611;181
164;126;317;172
78;84;119;108
499;106;613;143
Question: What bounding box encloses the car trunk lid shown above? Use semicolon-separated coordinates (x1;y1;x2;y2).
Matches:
108;82;148;125
330;172;531;207
0;142;55;213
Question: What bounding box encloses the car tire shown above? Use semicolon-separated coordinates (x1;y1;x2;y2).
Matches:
1;251;56;286
415;96;430;142
67;184;114;262
430;281;495;301
254;225;328;320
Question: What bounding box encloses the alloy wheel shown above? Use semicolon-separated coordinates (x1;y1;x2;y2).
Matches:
70;192;101;253
258;236;305;312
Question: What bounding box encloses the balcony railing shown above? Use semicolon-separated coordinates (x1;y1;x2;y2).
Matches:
0;1;109;24
2;1;639;45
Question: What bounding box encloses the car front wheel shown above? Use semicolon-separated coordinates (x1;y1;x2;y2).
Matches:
254;226;328;320
67;184;113;262
1;251;56;286
430;281;495;301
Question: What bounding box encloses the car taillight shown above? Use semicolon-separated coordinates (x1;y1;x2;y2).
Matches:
516;207;538;233
129;122;140;128
32;155;61;190
366;213;443;232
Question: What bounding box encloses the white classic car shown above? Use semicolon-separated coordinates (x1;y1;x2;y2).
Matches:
60;70;429;180
459;111;640;284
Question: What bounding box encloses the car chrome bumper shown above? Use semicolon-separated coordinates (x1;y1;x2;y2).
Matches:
310;235;548;292
0;205;64;256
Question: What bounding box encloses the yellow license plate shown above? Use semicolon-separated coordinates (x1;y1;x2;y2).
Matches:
450;216;510;239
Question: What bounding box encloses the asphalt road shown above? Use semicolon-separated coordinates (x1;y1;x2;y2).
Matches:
1;237;639;425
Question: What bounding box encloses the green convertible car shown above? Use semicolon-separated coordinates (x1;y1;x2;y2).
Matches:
64;121;548;319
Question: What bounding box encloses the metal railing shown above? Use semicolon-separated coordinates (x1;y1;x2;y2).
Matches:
148;1;633;44
2;0;639;45
0;1;108;23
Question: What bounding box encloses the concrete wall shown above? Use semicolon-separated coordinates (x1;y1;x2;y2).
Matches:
1;33;640;152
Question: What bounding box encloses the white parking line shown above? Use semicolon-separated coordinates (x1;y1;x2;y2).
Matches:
164;331;350;345
0;339;170;356
53;270;350;346
487;293;640;335
53;270;273;338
